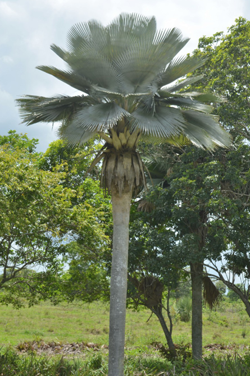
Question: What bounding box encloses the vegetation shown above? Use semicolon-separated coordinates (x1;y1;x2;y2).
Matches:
0;299;250;375
0;13;249;376
131;16;250;360
0;131;110;307
16;13;230;375
188;17;250;316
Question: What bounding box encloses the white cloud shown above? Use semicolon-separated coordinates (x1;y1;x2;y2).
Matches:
0;56;14;64
0;1;19;17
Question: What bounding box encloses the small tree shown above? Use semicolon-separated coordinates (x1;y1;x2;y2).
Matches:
0;135;106;307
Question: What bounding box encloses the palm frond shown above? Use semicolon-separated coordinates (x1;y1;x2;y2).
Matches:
161;97;213;113
161;75;204;93
50;44;70;62
158;55;206;87
66;102;130;132
62;48;121;92
132;105;185;137
16;95;94;125
112;13;156;39
183;92;225;103
57;123;97;145
182;110;231;149
36;66;93;94
115;28;189;94
67;20;106;52
90;84;154;105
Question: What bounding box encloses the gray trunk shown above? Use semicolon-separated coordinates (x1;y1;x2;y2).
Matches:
108;189;132;376
153;306;176;358
244;299;250;317
191;262;203;360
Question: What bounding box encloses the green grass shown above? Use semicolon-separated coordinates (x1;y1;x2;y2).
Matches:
0;298;249;351
0;298;250;374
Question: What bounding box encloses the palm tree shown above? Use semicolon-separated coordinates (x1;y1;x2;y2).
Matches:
16;13;231;375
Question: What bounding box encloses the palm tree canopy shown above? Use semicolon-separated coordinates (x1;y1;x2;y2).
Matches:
17;13;231;150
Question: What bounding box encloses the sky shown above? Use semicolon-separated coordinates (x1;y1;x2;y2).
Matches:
0;0;249;151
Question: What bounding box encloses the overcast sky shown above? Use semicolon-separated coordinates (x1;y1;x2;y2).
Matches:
0;0;249;151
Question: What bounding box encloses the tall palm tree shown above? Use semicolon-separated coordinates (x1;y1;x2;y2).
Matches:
17;13;231;376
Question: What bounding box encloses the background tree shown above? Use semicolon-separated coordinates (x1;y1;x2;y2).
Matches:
127;206;186;358
142;145;225;358
138;17;250;358
16;13;230;375
188;17;250;141
0;133;107;307
185;16;250;334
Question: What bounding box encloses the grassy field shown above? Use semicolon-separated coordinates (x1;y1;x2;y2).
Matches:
0;298;250;375
0;297;249;352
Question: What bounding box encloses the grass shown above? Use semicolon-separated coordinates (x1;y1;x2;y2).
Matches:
0;298;250;350
0;298;250;374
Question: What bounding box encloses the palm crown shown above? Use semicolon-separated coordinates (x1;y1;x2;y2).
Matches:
17;13;230;194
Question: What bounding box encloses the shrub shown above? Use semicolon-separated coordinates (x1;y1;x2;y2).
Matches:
176;296;192;322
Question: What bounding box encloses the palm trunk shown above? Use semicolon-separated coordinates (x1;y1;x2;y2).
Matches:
108;188;132;376
191;262;203;360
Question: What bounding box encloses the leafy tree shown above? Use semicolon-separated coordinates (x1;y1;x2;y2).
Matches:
142;140;250;357
184;17;250;341
201;144;250;315
16;14;230;375
137;18;250;359
128;208;185;357
60;241;110;303
142;145;224;358
38;138;100;187
0;136;107;307
38;139;113;303
188;17;250;141
0;130;39;152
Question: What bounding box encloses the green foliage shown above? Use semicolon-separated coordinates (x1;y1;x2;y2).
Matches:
129;198;186;291
227;287;242;302
61;241;110;303
0;349;82;376
176;296;192;322
215;281;226;296
0;130;39;153
38;138;102;189
1;347;250;375
190;17;250;142
143;140;250;279
173;276;192;300
0;133;109;307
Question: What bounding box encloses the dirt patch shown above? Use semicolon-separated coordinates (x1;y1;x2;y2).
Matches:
16;340;108;356
204;343;250;353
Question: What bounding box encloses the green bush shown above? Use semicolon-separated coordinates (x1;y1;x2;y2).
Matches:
1;347;250;375
176;296;192;322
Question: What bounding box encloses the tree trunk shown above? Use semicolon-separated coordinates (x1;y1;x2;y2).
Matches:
108;188;132;376
243;299;250;317
190;262;203;360
154;305;177;358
